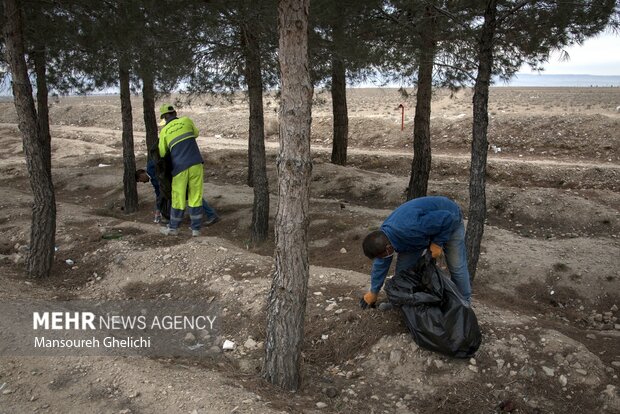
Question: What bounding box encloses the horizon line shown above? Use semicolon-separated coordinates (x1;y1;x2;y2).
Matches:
513;73;620;77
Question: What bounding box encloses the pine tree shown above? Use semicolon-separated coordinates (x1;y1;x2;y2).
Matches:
188;0;277;244
377;0;466;200
240;15;270;243
463;0;618;280
61;0;140;213
2;0;56;278
135;0;200;159
309;0;379;166
408;4;437;200
263;0;313;391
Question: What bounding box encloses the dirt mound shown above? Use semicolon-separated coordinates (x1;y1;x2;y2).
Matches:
430;113;619;161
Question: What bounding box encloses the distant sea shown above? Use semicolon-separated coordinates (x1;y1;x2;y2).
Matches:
2;74;620;99
495;73;620;87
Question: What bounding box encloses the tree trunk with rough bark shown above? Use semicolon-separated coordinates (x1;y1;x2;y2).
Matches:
32;47;51;174
141;68;159;160
407;5;435;200
262;0;313;391
242;24;270;244
119;57;139;213
3;0;56;278
247;137;254;186
330;18;348;166
466;0;497;281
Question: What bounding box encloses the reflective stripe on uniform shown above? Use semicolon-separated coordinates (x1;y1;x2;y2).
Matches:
168;131;196;150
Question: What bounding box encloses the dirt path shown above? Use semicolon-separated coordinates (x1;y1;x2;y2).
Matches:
3;122;617;171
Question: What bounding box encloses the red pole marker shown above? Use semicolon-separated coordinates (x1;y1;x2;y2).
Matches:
397;104;405;131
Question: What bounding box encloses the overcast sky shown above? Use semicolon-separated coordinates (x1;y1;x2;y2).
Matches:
1;31;619;96
521;32;620;76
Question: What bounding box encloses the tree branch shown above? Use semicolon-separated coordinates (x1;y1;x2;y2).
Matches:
434;62;477;81
497;0;535;24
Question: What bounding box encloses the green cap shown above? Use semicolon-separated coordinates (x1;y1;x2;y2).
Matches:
159;103;175;118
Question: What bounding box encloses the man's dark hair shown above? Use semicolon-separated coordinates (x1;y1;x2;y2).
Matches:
362;230;389;259
135;169;146;181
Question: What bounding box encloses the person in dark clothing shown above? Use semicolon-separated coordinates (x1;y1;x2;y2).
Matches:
361;196;472;308
136;163;162;223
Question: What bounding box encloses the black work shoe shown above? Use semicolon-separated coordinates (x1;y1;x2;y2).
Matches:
204;216;221;226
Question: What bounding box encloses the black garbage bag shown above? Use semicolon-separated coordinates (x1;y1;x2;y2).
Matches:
384;251;482;358
149;144;173;220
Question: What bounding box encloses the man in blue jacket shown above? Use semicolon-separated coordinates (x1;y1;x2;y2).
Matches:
361;196;472;308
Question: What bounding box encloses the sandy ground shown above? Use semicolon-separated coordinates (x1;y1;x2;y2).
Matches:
0;87;619;413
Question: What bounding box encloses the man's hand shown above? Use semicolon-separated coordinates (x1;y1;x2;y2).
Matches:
430;243;443;259
360;291;378;309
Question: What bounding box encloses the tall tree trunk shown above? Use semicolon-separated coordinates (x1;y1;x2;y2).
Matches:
32;47;51;174
119;56;139;213
141;68;158;160
466;0;497;281
330;18;348;166
3;0;56;278
247;138;254;187
407;5;436;200
242;24;270;244
263;0;313;391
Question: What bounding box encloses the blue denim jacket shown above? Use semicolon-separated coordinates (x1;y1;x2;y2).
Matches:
370;196;462;293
